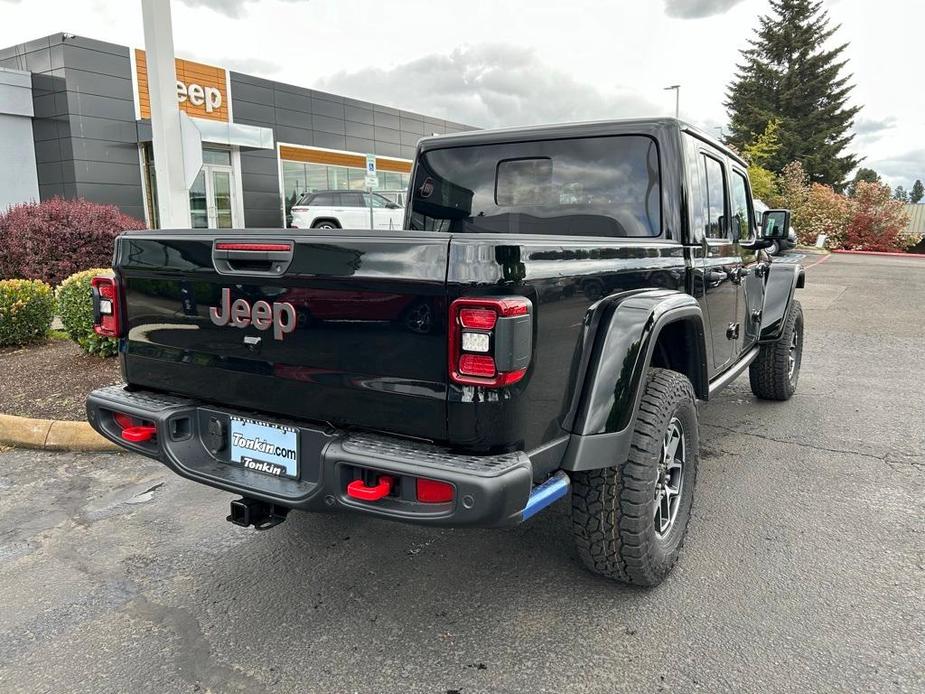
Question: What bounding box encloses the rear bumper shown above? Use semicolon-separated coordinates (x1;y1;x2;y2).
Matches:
86;385;534;527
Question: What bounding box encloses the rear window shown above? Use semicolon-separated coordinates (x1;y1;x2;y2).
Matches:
409;135;661;237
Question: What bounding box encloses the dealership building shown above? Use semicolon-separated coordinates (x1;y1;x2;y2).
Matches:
0;33;473;228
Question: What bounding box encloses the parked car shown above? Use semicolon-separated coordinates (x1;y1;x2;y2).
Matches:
754;198;797;254
87;118;804;587
290;190;403;230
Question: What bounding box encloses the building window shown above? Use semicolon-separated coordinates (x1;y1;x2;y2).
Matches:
203;148;232;166
281;156;413;225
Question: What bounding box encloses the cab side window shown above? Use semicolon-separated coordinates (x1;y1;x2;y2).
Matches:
702;155;728;239
730;170;754;240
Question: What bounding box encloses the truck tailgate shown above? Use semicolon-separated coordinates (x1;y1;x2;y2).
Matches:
116;230;449;440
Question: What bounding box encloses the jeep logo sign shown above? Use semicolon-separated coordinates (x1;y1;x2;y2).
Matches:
209;288;296;341
177;80;222;113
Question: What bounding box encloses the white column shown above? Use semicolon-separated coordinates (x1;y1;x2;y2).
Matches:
141;0;191;228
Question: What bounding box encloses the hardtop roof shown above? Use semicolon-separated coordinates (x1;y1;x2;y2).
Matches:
418;117;747;168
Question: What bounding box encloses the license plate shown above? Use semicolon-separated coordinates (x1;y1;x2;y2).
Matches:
227;417;299;479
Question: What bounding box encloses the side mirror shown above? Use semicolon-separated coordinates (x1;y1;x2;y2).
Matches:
761;210;791;240
387;202;401;209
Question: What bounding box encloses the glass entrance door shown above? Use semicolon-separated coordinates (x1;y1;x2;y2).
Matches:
188;148;238;229
211;169;234;228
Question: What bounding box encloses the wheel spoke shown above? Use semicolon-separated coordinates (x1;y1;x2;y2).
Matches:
665;429;681;462
666;477;681;495
655;417;685;538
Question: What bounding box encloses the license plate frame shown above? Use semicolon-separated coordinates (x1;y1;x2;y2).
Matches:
226;416;299;479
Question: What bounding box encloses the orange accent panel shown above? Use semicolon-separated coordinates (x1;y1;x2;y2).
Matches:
135;48;229;122
280;145;412;173
279;146;366;168
376;159;412;173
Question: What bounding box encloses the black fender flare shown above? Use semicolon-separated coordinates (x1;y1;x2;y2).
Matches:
759;262;803;343
561;289;708;472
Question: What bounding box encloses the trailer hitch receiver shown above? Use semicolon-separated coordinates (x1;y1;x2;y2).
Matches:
227;497;289;530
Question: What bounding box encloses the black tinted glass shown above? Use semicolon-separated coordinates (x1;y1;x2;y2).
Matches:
730;170;753;240
702;155;727;239
409;136;661;236
310;193;334;206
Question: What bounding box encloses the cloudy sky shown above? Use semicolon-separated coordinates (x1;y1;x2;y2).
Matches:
1;0;921;188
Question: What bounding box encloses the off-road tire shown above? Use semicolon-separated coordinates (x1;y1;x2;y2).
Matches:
312;220;340;230
571;368;699;587
749;299;803;401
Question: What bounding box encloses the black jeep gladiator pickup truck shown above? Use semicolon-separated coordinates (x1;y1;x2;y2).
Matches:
87;118;803;586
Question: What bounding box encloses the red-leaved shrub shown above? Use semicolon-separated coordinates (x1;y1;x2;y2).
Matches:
842;182;911;252
0;197;144;285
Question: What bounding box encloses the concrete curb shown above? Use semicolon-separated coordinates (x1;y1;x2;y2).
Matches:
0;413;119;452
832;249;925;259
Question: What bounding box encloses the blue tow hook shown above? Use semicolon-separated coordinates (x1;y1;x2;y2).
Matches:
521;471;571;521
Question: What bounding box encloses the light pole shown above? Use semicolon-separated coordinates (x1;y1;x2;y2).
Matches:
141;0;190;228
664;84;680;120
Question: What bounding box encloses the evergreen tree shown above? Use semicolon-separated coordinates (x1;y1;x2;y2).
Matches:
893;186;908;202
910;179;924;204
848;167;881;197
725;0;861;188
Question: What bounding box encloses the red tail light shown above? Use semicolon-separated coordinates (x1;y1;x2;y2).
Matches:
449;297;533;387
458;354;496;377
458;308;497;330
416;478;455;503
91;275;122;338
214;242;292;252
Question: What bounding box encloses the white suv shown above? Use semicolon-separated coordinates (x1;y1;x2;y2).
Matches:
290;190;404;230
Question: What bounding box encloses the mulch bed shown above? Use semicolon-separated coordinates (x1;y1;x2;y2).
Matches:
0;339;121;421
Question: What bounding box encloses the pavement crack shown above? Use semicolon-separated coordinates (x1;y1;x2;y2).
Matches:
701;423;923;472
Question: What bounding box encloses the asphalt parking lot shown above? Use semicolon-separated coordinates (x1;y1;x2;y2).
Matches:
1;253;922;694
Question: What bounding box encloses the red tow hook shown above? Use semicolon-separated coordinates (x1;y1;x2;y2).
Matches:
121;425;157;443
346;475;394;502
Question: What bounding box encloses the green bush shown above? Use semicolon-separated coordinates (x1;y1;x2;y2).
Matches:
0;279;55;346
56;268;119;357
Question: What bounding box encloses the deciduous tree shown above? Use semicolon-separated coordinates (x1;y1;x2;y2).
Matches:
844;182;912;252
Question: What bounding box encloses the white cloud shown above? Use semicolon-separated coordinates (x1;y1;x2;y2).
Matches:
866;149;925;190
663;0;747;19
189;53;282;76
319;44;660;128
853;116;897;144
176;0;307;18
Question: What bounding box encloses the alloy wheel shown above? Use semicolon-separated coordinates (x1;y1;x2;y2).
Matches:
654;417;685;538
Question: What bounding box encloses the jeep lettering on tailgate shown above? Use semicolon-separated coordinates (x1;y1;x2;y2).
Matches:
209;288;296;340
